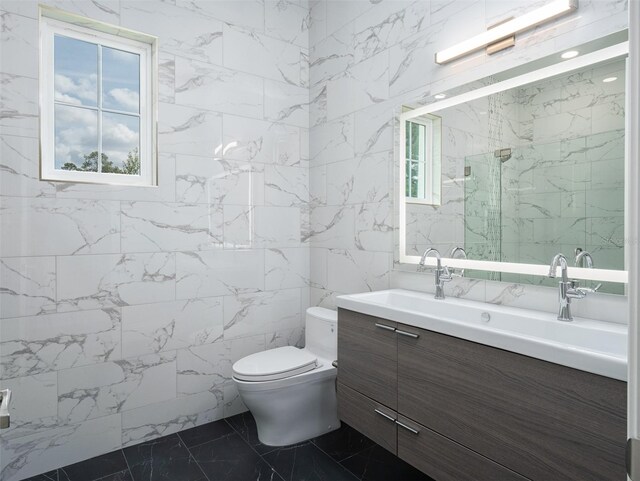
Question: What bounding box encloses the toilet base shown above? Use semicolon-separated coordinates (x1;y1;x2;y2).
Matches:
235;371;340;446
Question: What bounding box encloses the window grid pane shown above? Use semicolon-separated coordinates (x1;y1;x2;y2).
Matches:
406;121;428;198
412;123;424;161
418;124;427;198
54;104;99;171
53;34;98;107
102;111;140;175
406;160;412;197
406;121;414;197
410;161;419;198
102;46;140;114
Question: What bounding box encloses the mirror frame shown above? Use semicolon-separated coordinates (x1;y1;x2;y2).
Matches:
397;41;629;284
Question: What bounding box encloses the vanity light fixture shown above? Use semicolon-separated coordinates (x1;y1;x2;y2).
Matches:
434;93;447;99
561;50;580;59
435;0;578;65
603;76;618;82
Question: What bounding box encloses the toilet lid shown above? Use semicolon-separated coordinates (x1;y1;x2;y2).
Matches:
232;346;318;382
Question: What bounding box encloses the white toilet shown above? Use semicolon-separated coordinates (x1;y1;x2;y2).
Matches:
232;307;340;446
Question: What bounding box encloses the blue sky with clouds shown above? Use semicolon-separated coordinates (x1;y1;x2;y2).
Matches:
54;34;140;171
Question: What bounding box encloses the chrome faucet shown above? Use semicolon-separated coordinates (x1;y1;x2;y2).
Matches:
449;246;467;277
0;389;11;429
548;253;598;322
574;249;602;292
419;248;452;299
575;249;594;268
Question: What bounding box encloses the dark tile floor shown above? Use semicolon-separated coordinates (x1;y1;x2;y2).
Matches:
23;412;433;481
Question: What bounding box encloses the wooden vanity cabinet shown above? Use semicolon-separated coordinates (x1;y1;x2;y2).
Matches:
397;325;627;481
396;415;528;481
337;309;397;409
337;382;397;454
337;308;627;481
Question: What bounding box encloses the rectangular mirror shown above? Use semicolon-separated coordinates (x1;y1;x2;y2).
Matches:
397;32;628;293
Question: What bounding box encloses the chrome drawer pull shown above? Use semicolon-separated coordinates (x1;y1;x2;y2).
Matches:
375;323;396;332
374;409;397;422
396;420;420;434
396;329;419;339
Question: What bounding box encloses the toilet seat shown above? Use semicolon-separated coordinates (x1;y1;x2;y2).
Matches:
232;346;318;382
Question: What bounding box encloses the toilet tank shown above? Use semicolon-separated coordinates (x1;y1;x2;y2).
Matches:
305;307;337;361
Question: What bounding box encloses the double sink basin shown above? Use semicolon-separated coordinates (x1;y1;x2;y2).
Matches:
336;289;627;381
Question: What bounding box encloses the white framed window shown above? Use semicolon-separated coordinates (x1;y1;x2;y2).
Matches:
39;7;157;186
404;116;441;205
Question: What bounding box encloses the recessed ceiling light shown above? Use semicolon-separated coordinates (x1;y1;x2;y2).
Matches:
434;93;446;99
602;76;618;83
561;50;579;59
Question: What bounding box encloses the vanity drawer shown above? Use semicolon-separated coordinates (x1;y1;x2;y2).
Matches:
337;382;397;455
397;326;626;481
337;308;397;409
396;415;528;481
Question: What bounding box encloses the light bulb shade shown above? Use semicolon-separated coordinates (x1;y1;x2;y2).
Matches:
435;0;578;65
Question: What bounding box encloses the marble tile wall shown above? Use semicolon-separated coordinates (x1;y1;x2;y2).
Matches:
0;1;309;480
308;0;628;317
